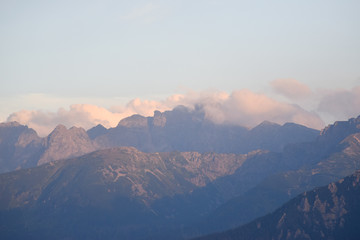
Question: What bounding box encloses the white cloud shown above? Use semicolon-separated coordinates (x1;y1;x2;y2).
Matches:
7;105;125;137
6;89;327;137
317;86;360;122
270;79;312;100
194;89;324;129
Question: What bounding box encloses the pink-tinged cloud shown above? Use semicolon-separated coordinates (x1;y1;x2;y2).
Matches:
318;86;360;120
270;79;312;99
7;89;325;136
197;89;324;129
7;105;126;137
6;95;188;136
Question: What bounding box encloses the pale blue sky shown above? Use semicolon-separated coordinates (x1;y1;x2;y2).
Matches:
1;0;360;126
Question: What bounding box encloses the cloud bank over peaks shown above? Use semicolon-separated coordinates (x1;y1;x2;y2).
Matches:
7;105;124;137
7;89;325;137
195;89;324;129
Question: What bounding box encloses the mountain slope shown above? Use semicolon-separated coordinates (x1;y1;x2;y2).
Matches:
0;147;251;239
195;170;360;240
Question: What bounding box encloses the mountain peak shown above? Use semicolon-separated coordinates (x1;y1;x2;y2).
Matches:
38;124;96;165
250;121;280;131
52;124;67;133
258;120;280;127
117;114;148;128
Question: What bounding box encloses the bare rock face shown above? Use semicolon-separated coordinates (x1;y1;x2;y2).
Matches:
0;122;42;173
38;124;97;165
93;148;250;202
179;152;247;186
153;110;167;127
117;114;148;128
342;133;360;156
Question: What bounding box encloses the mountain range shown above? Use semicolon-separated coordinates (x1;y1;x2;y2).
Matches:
0;106;359;239
0;106;319;173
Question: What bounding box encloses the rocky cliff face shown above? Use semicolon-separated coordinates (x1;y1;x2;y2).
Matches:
38;124;97;165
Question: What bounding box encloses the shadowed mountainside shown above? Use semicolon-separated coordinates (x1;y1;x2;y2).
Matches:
195;170;360;240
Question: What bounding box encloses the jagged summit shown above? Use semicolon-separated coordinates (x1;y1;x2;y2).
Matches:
46;124;89;144
38;124;96;165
